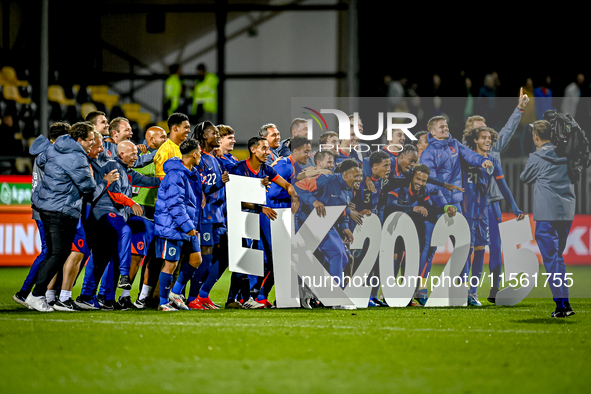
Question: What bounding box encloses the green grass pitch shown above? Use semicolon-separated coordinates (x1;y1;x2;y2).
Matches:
1;266;590;394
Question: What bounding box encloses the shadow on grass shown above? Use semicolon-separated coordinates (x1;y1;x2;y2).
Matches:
511;318;578;325
0;307;37;314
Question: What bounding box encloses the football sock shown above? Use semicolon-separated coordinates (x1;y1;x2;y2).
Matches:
46;289;56;303
159;272;173;305
59;290;71;302
172;262;197;294
469;249;486;294
227;272;240;302
121;289;131;298
199;257;221;298
370;282;379;298
139;285;152;300
463;247;474;282
554;298;565;309
188;254;211;302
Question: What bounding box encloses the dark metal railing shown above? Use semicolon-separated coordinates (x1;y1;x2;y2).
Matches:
499;158;590;214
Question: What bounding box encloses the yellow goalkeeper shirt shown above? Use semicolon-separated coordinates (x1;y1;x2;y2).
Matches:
154;139;181;178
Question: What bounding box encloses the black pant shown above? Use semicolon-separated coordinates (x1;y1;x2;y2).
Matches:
31;210;78;297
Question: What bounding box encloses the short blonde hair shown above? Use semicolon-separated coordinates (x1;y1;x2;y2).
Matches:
465;115;486;134
427;116;446;131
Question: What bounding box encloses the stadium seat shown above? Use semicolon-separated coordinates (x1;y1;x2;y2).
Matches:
122;103;151;130
92;92;119;110
126;112;151;131
121;103;141;113
1;66;29;86
49;85;76;106
3;84;32;104
88;85;109;95
88;85;119;110
81;102;98;119
156;120;169;133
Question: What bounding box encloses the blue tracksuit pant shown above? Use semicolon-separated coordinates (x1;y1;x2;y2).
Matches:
318;227;348;285
20;220;47;293
534;220;572;300
488;201;503;290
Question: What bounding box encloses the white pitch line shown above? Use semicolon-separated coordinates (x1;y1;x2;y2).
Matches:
0;317;571;335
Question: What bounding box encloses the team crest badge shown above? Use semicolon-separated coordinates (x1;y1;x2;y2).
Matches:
169;247;176;256
204;233;211;241
486;166;494;175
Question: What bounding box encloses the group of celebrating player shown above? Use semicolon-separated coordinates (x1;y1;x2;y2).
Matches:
13;88;540;312
14;112;290;312
292;90;528;308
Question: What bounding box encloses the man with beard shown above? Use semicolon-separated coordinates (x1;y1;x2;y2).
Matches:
132;126;168;218
383;164;458;263
89;141;160;306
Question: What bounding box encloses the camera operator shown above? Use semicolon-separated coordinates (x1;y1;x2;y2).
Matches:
520;120;575;318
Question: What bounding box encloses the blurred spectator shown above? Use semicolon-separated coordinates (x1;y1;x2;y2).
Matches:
521;78;537;122
432;74;442;96
534;75;554;120
491;71;501;92
562;73;584;117
0;112;26;174
464;77;474;120
164;64;183;117
378;75;391;96
514;78;537;157
407;84;423;125
422;74;446;119
384;75;406;111
192;63;219;124
476;74;497;122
